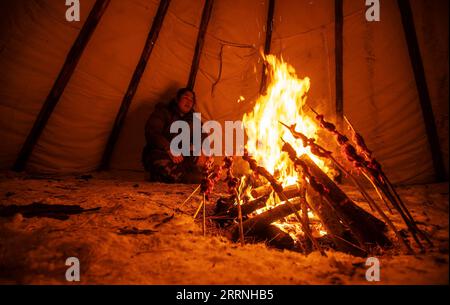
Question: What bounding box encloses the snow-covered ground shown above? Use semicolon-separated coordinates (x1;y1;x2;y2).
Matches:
0;171;448;284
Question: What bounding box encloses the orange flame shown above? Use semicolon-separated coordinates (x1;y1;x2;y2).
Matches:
243;54;328;187
241;55;330;240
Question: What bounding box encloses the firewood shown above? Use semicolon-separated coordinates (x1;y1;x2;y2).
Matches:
279;120;412;252
304;185;367;257
230;198;302;240
217;194;270;218
243;151;326;256
251;184;300;199
297;153;391;250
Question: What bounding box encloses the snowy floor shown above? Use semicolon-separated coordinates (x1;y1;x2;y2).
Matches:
0;171;448;284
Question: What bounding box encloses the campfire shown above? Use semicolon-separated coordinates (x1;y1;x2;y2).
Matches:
190;55;431;257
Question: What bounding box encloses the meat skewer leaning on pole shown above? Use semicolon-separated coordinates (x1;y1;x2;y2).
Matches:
344;115;432;248
309;106;430;250
279;121;413;253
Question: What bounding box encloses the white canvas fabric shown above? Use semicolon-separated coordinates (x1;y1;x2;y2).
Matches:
0;0;447;184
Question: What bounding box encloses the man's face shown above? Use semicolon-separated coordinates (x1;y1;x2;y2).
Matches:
177;91;194;114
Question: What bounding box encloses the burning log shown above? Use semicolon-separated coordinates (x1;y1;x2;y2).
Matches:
299;153;391;247
304;185;367;257
282;142;391;251
230;198;301;241
262;225;296;250
216;194;270;218
251;184;300;199
242;151;326;256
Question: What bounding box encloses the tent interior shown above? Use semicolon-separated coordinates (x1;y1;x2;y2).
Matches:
0;0;448;284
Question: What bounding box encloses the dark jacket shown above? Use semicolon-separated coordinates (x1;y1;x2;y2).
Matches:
142;99;195;166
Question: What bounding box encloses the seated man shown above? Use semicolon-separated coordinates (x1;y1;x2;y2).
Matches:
142;88;205;183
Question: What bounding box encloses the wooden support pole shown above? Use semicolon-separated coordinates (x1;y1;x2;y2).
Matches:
186;0;215;90
259;0;275;94
397;0;446;182
334;0;344;128
12;0;111;172
99;0;171;170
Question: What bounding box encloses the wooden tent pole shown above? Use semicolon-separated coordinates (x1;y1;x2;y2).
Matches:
334;0;344;128
186;0;215;90
99;0;171;170
12;0;111;172
397;0;446;182
259;0;275;94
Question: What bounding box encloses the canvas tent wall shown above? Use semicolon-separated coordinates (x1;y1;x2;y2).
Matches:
0;0;447;184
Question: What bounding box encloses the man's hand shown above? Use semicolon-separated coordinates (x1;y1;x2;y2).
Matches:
168;150;184;164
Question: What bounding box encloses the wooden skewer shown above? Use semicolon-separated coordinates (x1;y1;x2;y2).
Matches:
193;199;203;219
361;170;393;214
343;115;357;135
344;116;431;248
326;156;413;252
362;170;424;251
382;173;433;247
234;189;245;246
202;193;206;236
328;156;376;212
278;121;378;213
346;173;413;253
310;111;424;252
178;172;215;212
178;185;200;210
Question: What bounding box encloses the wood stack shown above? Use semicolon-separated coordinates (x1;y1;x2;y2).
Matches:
213;155;390;257
204;114;430;257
